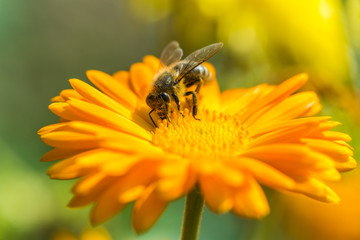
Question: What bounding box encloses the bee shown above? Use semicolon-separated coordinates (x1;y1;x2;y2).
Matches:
146;41;223;127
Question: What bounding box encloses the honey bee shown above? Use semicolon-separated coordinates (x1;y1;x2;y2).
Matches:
146;41;223;127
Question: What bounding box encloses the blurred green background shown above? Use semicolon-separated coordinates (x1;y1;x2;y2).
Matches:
1;0;359;239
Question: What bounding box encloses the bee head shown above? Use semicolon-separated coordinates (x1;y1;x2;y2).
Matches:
146;92;171;110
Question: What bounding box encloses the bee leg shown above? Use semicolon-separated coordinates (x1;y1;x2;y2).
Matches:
195;79;203;94
172;93;184;117
149;108;157;127
184;91;200;120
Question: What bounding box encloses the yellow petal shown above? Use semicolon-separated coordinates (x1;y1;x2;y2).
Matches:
251;116;329;136
239;73;308;123
112;70;131;88
86;70;139;110
291;177;340;203
229;157;295;190
59;89;84;101
129;63;154;101
248;91;320;128
69;78;151;130
232;176;270;218
41;131;99;149
90;183;127;225
142;55;160;73
67;98;152;140
242;144;338;180
72;172;107;196
335;157;357;172
49;102;86;121
250;121;318;147
156;161;196;200
47;157;85;179
200;175;234;213
37;122;68;135
132;184;168;234
221;84;274;115
302;138;353;162
40;148;86;162
199;62;221;111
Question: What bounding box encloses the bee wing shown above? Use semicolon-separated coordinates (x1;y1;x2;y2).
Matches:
159;41;184;68
175;42;223;83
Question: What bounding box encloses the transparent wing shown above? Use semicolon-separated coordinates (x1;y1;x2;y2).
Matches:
159;41;184;68
175;42;223;83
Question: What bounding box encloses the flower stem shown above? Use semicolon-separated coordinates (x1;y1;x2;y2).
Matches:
180;186;205;240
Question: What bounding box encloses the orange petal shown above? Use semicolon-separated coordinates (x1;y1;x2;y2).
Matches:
49;102;86;121
335;157;357;172
129;63;154;101
251;116;329;137
199;62;221;111
200;175;234;213
86;70;139;110
37;122;68;135
90;182;128;225
41;131;99;149
40;148;86;162
59;89;84;101
220;84;274;115
156;160;196;200
69;78;153;131
229;157;295;190
250;121;319;147
132;184;168;233
112;70;131;89
66;98;152;140
302;138;353;162
239;73;308;123
291;177;340;203
248;91;319;128
242;144;338;180
47;157;86;179
232;176;270;218
142;55;160;74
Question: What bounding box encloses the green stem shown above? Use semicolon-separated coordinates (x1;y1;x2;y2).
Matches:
180;186;205;240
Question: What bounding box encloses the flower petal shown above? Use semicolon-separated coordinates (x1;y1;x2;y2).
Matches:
248;91;320;128
86;70;139;110
132;184;168;234
229;157;295;190
69;78;152;131
239;73;308;123
200;175;234;213
90;184;128;225
40;148;86;162
232;176;270;218
220;84;274;114
130;63;154;101
66;98;152;140
199;62;221;111
291;177;340;203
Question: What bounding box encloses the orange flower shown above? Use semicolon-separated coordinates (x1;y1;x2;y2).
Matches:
38;55;355;233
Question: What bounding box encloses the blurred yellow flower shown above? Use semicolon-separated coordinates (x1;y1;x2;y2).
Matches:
39;55;355;233
52;227;111;240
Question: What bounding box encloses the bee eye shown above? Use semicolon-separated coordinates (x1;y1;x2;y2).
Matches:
160;92;170;103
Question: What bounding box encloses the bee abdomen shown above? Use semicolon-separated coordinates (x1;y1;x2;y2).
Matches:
193;64;212;82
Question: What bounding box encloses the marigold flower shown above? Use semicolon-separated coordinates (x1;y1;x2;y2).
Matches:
38;55;356;233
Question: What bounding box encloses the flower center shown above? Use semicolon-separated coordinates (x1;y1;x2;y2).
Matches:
152;109;250;161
